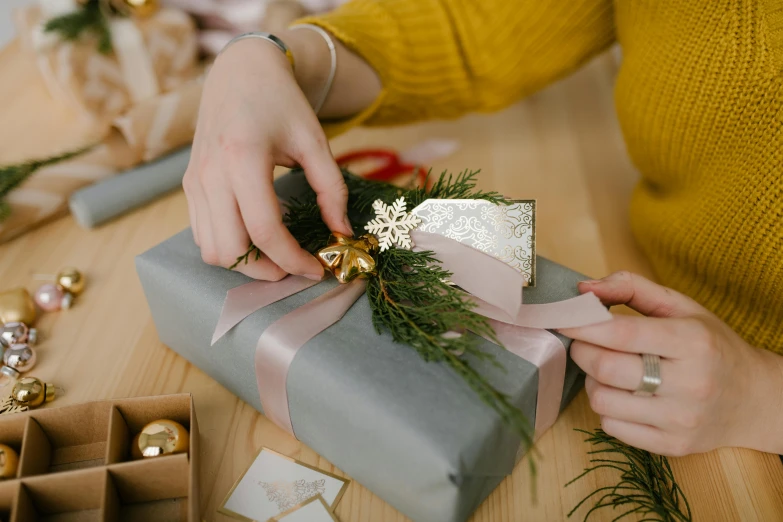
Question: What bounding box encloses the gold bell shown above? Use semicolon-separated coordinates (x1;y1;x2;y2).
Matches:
56;267;86;296
133;419;190;459
317;233;379;284
0;288;36;326
11;377;56;409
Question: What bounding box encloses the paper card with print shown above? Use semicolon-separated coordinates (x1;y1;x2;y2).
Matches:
411;199;536;285
268;495;340;522
219;448;349;522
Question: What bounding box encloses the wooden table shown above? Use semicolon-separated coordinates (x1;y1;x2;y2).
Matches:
1;39;782;521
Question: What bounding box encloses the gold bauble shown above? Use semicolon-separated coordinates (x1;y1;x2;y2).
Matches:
109;0;160;17
317;233;379;284
0;288;36;325
0;444;18;479
135;419;189;458
56;267;86;296
11;377;55;409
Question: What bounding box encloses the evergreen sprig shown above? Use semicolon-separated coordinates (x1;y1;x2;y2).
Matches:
231;169;537;463
368;247;536;463
0;147;92;222
44;0;113;54
567;429;692;522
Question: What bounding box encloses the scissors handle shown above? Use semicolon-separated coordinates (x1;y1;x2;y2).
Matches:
335;148;428;186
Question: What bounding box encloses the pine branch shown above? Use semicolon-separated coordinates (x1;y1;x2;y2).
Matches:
567;429;692;522
44;0;113;54
406;169;507;207
0;146;92;222
367;247;536;469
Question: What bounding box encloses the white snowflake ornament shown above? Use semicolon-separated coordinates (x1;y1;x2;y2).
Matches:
364;197;422;251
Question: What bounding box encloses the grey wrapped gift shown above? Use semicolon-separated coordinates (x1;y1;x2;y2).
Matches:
136;172;587;522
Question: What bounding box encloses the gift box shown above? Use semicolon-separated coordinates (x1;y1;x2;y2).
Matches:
1;4;204;245
0;393;199;520
136;171;590;522
14;3;200;129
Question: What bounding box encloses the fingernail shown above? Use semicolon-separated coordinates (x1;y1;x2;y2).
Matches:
578;280;600;285
305;273;324;281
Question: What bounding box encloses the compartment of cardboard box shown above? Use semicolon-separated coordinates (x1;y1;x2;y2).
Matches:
107;396;192;465
17;403;111;477
0;481;19;520
0;414;28;480
105;455;190;522
12;468;105;522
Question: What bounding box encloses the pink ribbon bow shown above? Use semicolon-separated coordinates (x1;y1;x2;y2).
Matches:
211;230;611;441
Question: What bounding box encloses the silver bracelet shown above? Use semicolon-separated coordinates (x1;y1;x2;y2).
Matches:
219;32;295;69
289;24;337;116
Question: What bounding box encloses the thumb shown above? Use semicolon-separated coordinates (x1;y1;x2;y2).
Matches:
578;271;703;318
298;135;353;236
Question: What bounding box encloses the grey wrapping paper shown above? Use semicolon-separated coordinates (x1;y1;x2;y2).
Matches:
69;147;191;228
136;171;587;522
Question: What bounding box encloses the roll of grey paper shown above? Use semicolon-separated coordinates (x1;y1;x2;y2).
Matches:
68;146;192;229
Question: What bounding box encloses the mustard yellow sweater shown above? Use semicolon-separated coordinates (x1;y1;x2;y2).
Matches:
301;0;783;353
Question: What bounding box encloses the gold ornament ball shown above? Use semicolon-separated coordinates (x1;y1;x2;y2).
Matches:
0;288;36;326
56;267;86;296
111;0;159;17
12;377;55;409
0;444;18;480
135;419;189;458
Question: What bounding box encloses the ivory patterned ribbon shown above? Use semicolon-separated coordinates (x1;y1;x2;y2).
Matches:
211;231;612;444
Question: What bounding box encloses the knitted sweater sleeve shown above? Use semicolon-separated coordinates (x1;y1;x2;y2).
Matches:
295;0;616;136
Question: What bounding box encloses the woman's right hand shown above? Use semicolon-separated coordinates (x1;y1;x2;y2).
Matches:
183;36;353;281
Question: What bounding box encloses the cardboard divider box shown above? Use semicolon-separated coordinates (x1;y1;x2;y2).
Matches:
0;393;199;521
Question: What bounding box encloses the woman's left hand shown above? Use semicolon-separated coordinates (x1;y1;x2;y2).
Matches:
561;271;783;456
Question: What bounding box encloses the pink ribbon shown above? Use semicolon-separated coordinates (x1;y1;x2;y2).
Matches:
480;321;566;442
254;280;367;434
410;230;525;318
212;235;611;442
212;276;321;345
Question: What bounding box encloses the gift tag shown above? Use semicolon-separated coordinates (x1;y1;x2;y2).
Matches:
220;448;349;522
268;495;340;522
411;199;536;285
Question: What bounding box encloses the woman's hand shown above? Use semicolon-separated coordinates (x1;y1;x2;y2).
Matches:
183;37;353;281
561;271;783;456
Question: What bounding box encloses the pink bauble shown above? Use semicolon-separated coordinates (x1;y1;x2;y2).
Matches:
34;284;64;312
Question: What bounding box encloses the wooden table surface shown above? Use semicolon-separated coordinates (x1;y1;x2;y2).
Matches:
1;39;782;522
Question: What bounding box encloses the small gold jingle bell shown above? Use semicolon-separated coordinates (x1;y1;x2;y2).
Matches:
0;288;36;326
317;233;379;284
11;377;56;409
